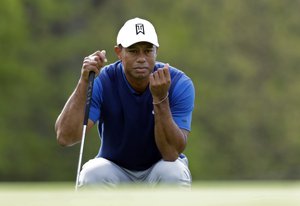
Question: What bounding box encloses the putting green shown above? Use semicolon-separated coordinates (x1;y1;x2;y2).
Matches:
1;181;300;206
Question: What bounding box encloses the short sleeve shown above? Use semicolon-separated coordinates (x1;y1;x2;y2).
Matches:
89;77;103;123
170;76;195;131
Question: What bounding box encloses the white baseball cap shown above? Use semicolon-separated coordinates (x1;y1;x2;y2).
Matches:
117;17;159;48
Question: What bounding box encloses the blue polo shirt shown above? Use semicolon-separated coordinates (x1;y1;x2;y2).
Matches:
89;60;194;171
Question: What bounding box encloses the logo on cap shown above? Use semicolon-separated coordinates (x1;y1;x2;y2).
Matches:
136;23;145;35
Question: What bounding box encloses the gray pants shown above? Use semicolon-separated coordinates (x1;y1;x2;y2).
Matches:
79;157;192;188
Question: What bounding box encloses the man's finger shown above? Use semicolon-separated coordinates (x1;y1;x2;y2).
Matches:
89;50;108;63
149;73;154;84
157;68;165;79
100;50;108;62
152;70;160;82
163;63;171;82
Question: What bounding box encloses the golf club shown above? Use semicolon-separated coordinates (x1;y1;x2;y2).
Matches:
75;71;95;191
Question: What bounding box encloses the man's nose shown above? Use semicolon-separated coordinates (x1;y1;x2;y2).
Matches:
136;52;146;62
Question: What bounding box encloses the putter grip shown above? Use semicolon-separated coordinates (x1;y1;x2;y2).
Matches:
83;71;95;125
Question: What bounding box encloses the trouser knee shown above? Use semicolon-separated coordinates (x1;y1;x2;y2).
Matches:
79;158;128;187
148;159;192;186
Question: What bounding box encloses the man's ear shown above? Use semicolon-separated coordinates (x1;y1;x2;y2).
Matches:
114;46;122;60
155;47;159;57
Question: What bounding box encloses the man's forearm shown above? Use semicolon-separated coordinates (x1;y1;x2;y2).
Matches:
153;99;186;161
55;79;88;146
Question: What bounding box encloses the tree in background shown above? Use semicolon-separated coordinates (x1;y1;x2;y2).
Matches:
0;0;300;181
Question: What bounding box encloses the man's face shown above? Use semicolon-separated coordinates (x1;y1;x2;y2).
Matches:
116;42;157;82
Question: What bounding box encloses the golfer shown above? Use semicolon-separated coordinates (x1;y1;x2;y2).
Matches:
55;17;195;188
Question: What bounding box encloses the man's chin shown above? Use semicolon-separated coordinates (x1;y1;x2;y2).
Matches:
133;71;150;79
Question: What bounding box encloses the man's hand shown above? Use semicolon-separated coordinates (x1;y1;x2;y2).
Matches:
81;50;107;82
149;63;171;102
55;50;107;146
150;63;187;161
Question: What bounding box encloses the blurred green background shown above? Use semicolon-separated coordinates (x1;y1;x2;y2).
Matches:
1;0;300;182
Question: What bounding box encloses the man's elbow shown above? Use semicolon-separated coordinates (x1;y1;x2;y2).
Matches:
161;144;186;161
56;129;77;147
57;135;69;147
56;132;68;147
161;152;179;162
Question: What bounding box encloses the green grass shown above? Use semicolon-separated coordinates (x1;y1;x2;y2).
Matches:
1;181;300;206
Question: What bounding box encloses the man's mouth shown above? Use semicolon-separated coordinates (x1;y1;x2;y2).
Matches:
134;67;148;72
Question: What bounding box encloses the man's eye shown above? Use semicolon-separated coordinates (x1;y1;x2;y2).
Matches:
146;49;154;53
129;50;137;53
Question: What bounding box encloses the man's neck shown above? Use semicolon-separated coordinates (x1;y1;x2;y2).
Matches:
127;78;149;94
